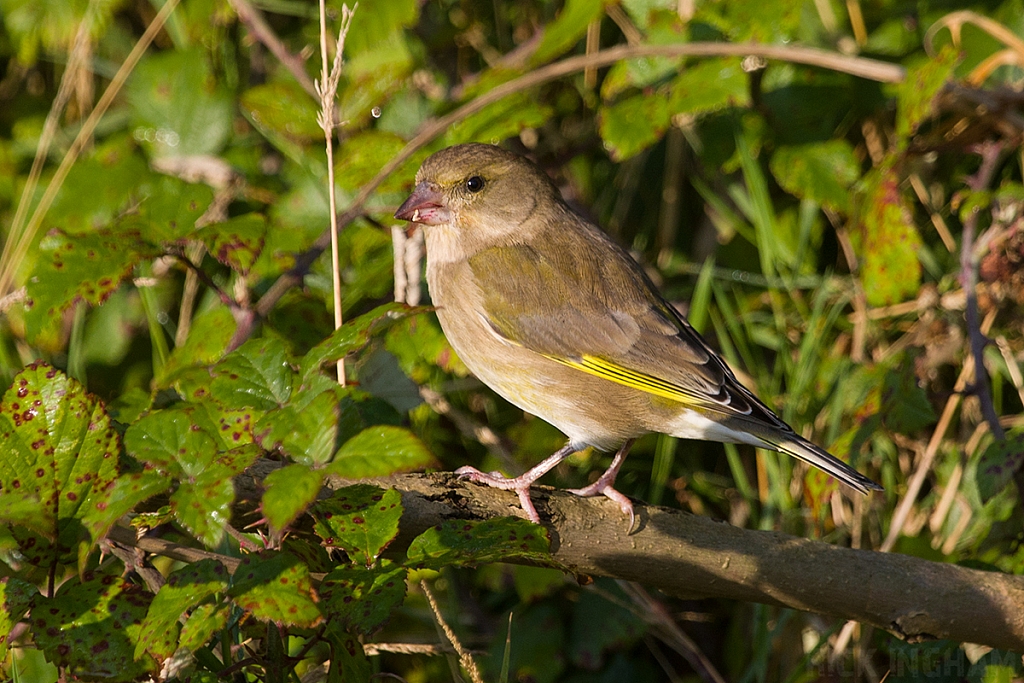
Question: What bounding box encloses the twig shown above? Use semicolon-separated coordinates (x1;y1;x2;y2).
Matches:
231;42;906;348
960;141;1005;440
421;580;484;683
315;1;357;386
0;0;182;300
227;0;318;97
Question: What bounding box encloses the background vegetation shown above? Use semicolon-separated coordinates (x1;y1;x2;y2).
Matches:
0;0;1023;680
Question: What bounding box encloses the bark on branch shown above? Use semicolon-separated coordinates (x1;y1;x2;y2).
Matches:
238;467;1024;651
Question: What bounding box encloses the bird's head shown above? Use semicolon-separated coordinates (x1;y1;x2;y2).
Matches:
394;144;560;248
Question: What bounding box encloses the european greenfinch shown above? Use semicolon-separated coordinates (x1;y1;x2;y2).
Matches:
395;143;881;524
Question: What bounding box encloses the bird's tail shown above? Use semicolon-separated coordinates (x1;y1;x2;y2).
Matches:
773;434;882;494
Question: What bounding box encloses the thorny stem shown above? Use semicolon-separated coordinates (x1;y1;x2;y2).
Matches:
961;141;1006;440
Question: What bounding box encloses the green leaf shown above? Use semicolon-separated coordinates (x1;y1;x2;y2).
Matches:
124;405;219;474
23;227;157;343
770;140;861;213
597;93;670;162
667;58;748;116
178;602;230;652
79;470;170;568
229;552;322;628
127;48;233;157
136;559;229;661
300;302;418;382
976;430;1024;502
261;464;325;532
443;92;553;147
328;425;436;478
34;568;157;681
311;485;403;566
240;81;322;142
211;337;294;409
856;168;922;306
896;45;958;146
137;176;215;242
343;0;419;59
170;465;236;548
0;364;123;564
157;305;238;388
320;562;407;634
256;389;339;465
334;130;411;192
530;0;605;65
405;517;551;569
325;623;374;682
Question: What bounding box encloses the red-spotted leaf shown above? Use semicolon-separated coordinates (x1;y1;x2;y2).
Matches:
124;405;219;474
310;485;403;566
256;389;339;466
229;552;322;627
327;425;436;478
405;518;551;569
34;568;157;681
319;562;407;634
856;168;922;306
79;470;170;569
0;364;123;565
136;559;229;662
23;227;157;343
977;430;1024;502
210;338;293;410
198;213;267;275
262;464;325;533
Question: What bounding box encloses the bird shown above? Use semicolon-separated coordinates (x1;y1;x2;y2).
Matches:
394;142;881;525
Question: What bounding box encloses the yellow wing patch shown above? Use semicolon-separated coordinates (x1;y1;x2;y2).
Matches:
546;354;702;407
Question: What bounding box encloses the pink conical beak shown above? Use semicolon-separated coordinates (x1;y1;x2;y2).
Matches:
394;182;451;225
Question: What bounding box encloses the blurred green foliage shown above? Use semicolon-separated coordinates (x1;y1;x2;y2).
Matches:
1;0;1023;680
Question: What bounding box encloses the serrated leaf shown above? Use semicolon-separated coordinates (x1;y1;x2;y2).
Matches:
597;94;670;162
23;227;156;342
262;464;325;533
896;45;958;146
194;400;259;451
328;425;436;478
325;623;373;682
79;470;170;568
977;431;1024;502
157;305;238;389
35;568;157;681
405;518;551;569
124;405;219;474
311;485;403;566
770;141;860;213
229;553;322;627
256;389;339;465
136;559;229;661
0;364;123;566
320;563;407;634
170;464;236;547
211;337;293;409
300;303;418;382
857;168;922;306
197;213;267;275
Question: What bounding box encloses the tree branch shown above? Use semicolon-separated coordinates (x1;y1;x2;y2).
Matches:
293;471;1022;651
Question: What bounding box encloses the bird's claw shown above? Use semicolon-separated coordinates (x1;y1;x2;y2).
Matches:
454;466;542;523
567;482;636;532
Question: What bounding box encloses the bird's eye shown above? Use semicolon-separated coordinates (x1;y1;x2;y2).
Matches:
465;176;485;193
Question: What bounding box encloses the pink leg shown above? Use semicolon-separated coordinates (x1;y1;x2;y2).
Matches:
567;439;636;529
455;443;576;523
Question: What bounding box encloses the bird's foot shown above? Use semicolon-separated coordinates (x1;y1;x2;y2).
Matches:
455;466;543;523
